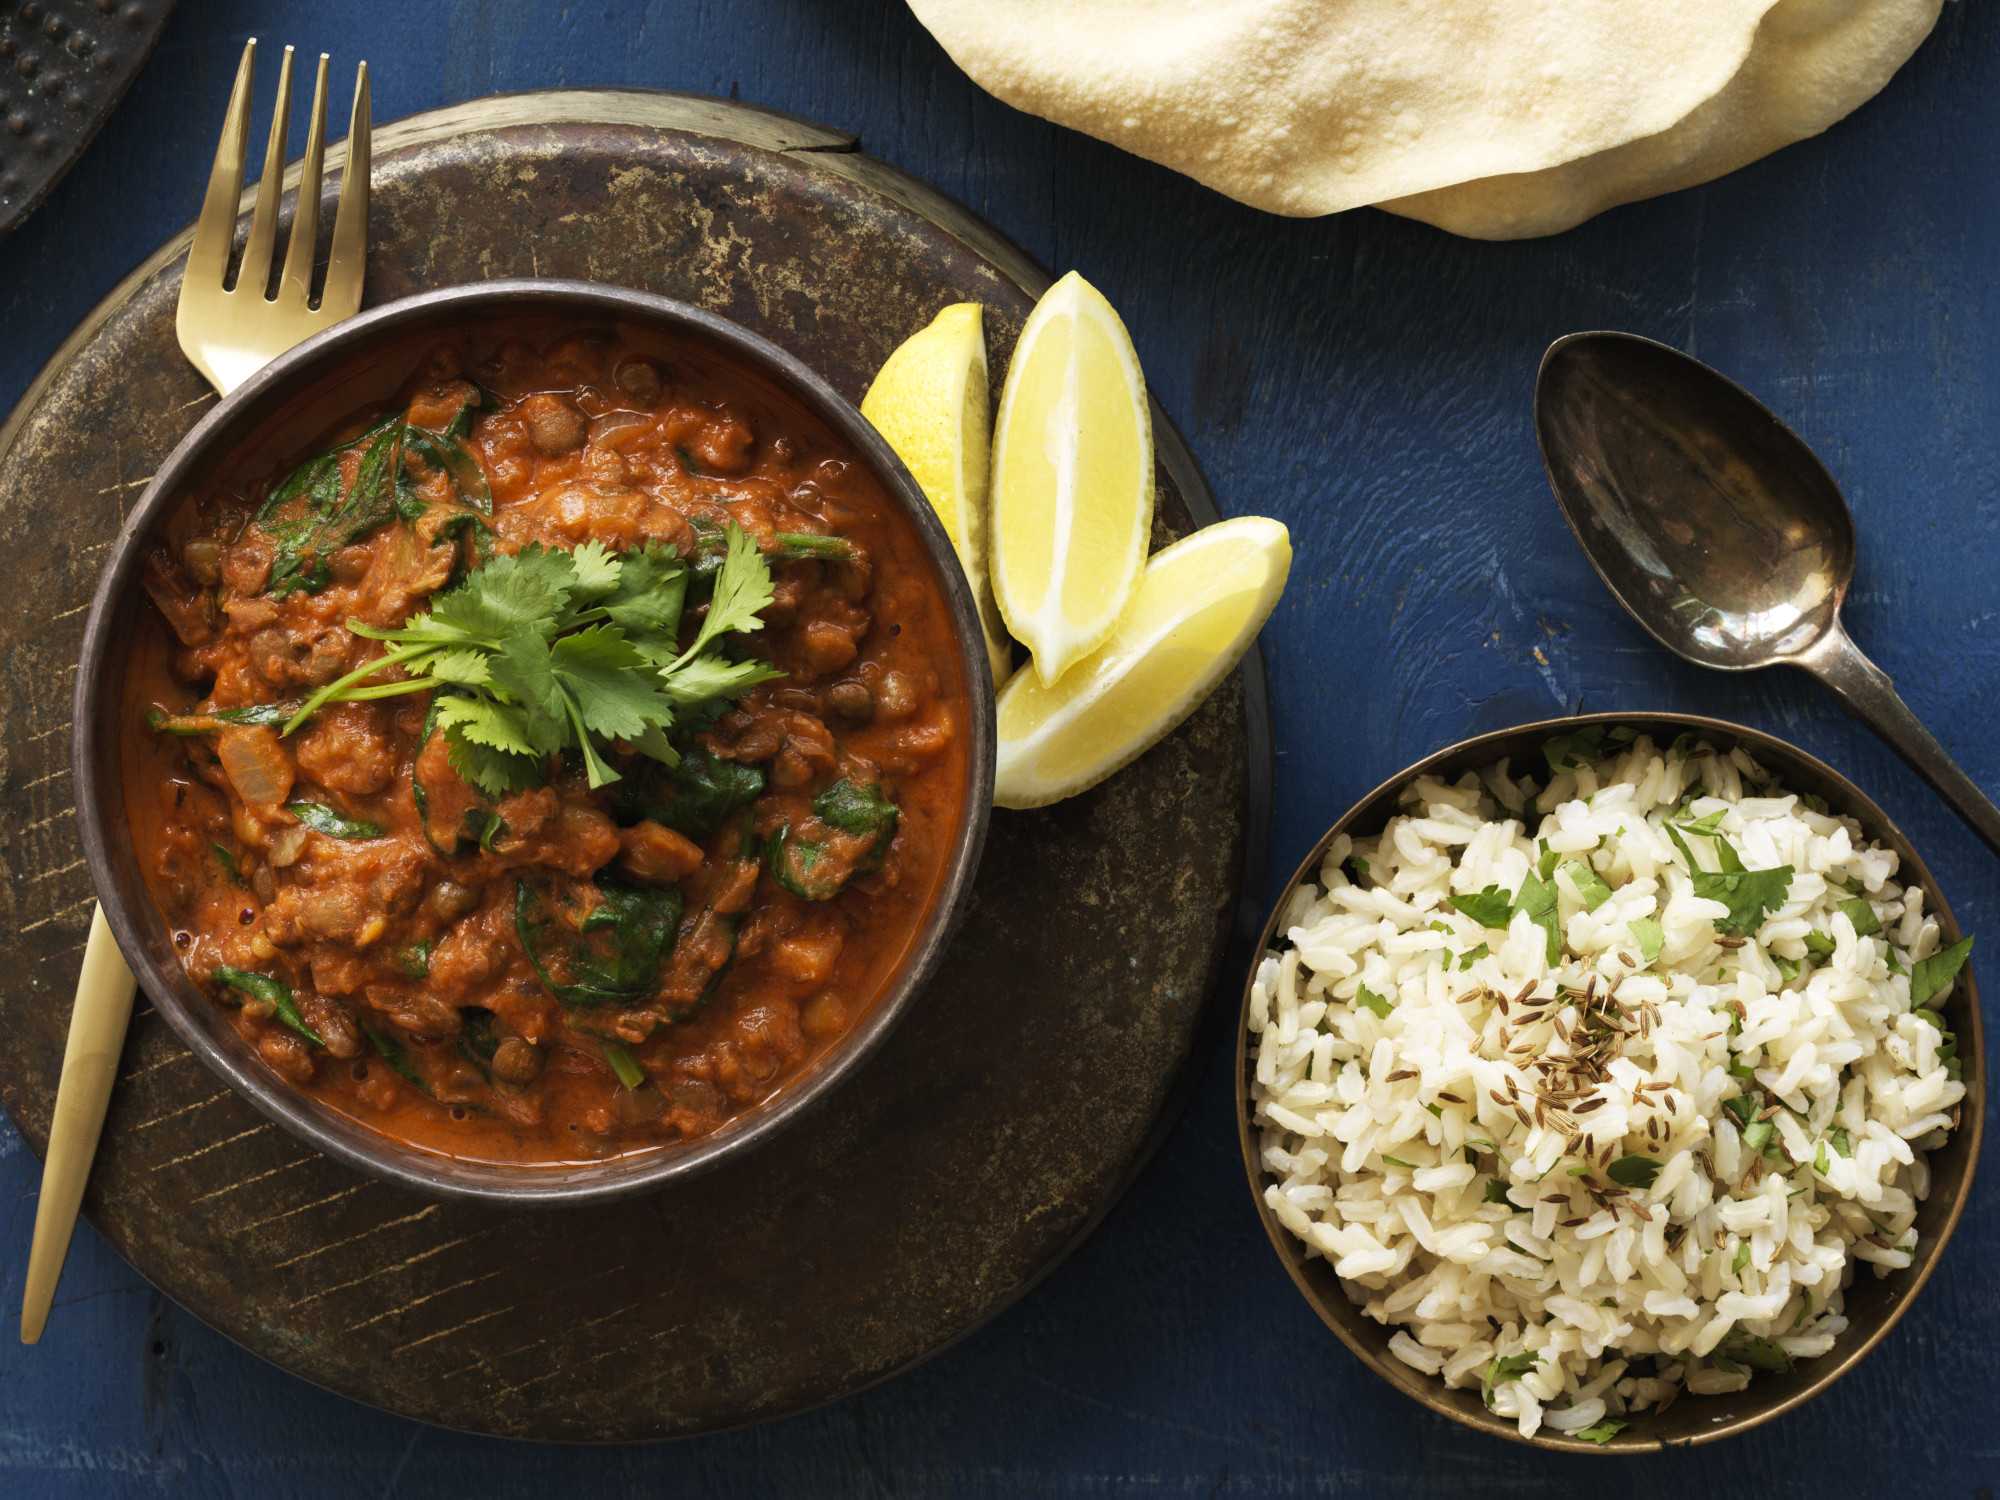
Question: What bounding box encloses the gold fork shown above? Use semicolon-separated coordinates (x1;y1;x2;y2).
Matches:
21;37;370;1346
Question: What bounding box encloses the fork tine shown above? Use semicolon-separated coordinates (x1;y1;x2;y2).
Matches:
235;44;295;299
185;38;256;290
277;52;331;309
321;60;370;321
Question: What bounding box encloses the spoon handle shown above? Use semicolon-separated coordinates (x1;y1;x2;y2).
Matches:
1800;628;2000;858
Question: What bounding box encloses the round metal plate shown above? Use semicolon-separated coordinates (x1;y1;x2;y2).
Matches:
0;90;1272;1439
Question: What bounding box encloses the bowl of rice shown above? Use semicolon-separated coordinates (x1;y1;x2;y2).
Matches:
1239;713;1981;1452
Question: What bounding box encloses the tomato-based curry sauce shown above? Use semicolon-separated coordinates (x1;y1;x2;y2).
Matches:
123;324;970;1163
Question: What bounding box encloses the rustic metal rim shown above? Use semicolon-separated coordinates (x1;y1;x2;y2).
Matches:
71;278;998;1207
1232;710;1984;1454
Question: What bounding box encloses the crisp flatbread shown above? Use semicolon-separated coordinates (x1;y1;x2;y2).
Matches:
907;0;1781;217
1384;0;1944;239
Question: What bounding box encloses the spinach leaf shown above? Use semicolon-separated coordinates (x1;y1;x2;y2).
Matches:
767;825;844;900
457;1007;501;1075
211;842;247;886
395;941;432;980
813;778;900;841
1910;935;1973;1005
360;1021;426;1093
462;807;508;853
213;966;323;1047
614;749;765;839
1449;885;1514;928
515;877;683;1006
287;800;384;840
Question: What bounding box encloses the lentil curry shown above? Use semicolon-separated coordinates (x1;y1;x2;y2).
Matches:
124;325;971;1163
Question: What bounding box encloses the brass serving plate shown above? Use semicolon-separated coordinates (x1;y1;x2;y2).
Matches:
1234;712;1983;1453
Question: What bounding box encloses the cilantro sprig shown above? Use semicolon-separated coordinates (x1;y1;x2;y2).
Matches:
282;525;782;794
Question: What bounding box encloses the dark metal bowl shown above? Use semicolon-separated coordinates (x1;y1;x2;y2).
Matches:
72;280;996;1205
1234;712;1982;1452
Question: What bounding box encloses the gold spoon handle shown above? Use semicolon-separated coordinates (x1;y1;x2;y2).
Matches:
1801;626;2000;864
20;906;136;1344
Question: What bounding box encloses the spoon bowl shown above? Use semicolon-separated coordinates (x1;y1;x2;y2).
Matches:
1536;330;2000;857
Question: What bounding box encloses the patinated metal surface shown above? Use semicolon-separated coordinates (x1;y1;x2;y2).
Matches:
0;92;1266;1438
0;0;174;232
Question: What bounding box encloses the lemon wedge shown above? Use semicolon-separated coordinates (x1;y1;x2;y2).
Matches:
990;270;1153;687
860;302;1011;684
994;515;1291;809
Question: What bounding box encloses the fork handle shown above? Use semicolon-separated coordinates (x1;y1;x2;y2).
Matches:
20;907;136;1344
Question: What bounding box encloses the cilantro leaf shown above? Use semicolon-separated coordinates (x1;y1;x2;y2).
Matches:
1483;1178;1514;1206
1512;871;1562;965
1629;917;1664;965
599;542;688;647
1561;859;1613;911
1354;984;1394;1019
676;522;773;666
1606;1155;1661;1189
1804;930;1836;960
1910;936;1973;1006
1838;897;1881;937
1457;943;1490;971
1574;1419;1627;1445
551;626;673;742
1666;821;1792;938
1482;1351;1541;1408
1449;885;1514;928
659;653;786;706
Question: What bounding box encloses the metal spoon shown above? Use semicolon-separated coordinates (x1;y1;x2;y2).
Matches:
1534;329;2000;857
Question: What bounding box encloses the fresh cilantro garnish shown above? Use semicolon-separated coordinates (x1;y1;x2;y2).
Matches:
1354;984;1394;1018
1536;838;1560;881
1814;1141;1830;1174
1561;859;1613;912
1457;943;1490;971
280;527;779;795
1346;856;1371;889
1675;807;1729;836
1838;897;1881;937
1573;1419;1627;1446
1723;1091;1760;1126
1606;1155;1661;1189
1717;1332;1792;1374
1773;954;1800;985
1483;1178;1514;1206
1804;930;1836;961
1910;936;1974;1006
1827;1126;1851;1157
1482;1351;1541;1408
1663;820;1793;938
1542;727;1607;775
1449;885;1514;928
1380;1154;1418;1170
1512;871;1562;965
1740;1119;1778;1158
1628;916;1664;965
1731;1241;1750;1275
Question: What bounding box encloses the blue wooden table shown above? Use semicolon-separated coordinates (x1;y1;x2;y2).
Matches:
3;1;1994;1492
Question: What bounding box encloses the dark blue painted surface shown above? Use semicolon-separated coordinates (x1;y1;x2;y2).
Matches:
3;1;1996;1493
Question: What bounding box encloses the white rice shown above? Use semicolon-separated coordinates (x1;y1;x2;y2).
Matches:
1248;731;1970;1441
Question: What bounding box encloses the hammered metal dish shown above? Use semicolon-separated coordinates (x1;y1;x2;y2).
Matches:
72;279;998;1206
0;0;176;233
1235;712;1983;1452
